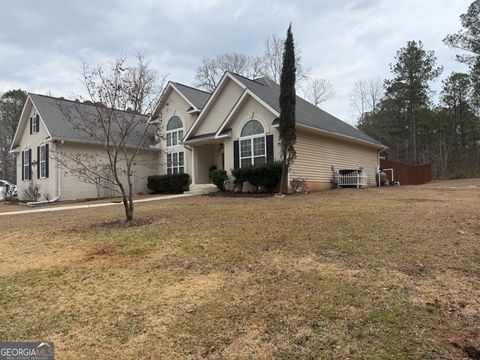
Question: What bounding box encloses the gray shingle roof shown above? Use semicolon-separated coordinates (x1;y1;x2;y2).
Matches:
29;93;157;148
229;73;383;146
172;82;211;110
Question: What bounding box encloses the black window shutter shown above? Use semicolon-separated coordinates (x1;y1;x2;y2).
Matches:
37;146;40;179
29;118;32;135
266;134;274;162
45;144;49;178
36;115;40;131
21;151;25;181
233;140;239;170
28;149;32;180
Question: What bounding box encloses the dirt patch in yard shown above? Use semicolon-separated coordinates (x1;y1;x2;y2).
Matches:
445;331;480;359
92;218;153;228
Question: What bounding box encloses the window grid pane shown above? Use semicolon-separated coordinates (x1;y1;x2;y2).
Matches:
241;158;251;168
253;137;265;156
172;132;178;146
167;116;183;131
254;156;266;165
167;151;184;174
240;139;251;157
39;146;46;178
24;151;30;180
241;120;264;137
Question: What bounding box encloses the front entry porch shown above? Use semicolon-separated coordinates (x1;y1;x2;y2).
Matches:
190;142;224;185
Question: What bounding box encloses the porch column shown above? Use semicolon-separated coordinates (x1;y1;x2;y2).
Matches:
191;147;196;185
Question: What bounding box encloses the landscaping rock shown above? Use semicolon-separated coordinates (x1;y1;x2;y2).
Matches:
242;181;257;193
224;181;234;192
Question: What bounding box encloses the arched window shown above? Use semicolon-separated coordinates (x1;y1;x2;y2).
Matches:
166;116;185;174
239;119;266;167
166;116;183;147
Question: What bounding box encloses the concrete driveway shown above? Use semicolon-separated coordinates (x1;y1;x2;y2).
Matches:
0;193;198;217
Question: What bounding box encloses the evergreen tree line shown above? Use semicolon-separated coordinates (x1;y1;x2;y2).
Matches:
357;0;480;179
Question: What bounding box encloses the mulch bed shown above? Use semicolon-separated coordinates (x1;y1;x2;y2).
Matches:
206;191;305;198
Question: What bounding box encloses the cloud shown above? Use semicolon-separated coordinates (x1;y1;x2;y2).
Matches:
0;0;472;124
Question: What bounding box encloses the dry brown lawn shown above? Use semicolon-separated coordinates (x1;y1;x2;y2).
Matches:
1;179;480;359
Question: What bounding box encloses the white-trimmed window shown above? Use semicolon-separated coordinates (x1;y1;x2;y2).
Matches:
32;117;38;133
22;150;31;181
166;116;184;147
39;144;47;179
239;120;266;168
31;114;39;134
167;152;184;174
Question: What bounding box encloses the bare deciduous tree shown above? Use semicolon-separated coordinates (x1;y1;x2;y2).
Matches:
303;78;335;107
349;78;384;121
194;34;309;92
195;53;264;92
263;34;309;84
53;54;166;221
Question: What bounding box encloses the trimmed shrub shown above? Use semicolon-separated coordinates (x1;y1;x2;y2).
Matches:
231;162;282;192
231;167;247;187
147;173;190;194
208;165;217;179
210;169;229;191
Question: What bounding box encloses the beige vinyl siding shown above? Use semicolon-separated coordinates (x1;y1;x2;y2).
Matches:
290;129;379;188
16;102;59;201
192;78;243;136
58;142;160;201
156;89;196;176
223;95;280;172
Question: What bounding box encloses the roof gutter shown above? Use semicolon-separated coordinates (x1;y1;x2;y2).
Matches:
48;137;162;151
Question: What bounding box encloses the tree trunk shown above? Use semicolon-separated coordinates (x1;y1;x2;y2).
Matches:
412;107;417;165
123;196;133;221
122;194;134;222
279;150;289;194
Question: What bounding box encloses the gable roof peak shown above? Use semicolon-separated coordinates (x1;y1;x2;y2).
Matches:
171;81;211;95
169;82;211;110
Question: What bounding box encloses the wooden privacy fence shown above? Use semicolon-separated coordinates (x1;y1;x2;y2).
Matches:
380;160;432;185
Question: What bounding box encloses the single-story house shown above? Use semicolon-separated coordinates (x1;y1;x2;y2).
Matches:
155;72;385;189
11;71;385;201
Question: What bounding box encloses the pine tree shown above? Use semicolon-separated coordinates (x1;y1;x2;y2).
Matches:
444;0;480;112
278;24;297;193
384;40;442;164
0;89;27;182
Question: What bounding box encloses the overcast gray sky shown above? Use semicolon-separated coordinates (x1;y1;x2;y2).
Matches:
0;0;470;124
